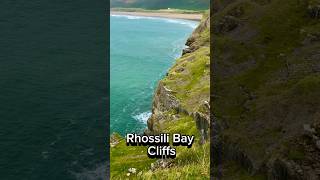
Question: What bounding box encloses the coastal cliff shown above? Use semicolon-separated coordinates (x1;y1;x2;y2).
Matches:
110;13;210;179
146;13;210;141
212;0;320;179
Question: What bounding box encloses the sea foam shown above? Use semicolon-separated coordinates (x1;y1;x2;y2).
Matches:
133;112;152;124
111;14;198;29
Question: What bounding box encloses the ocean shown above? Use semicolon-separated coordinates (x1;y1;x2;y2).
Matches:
110;15;197;135
0;1;107;179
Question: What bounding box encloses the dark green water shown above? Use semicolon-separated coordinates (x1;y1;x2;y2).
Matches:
0;1;108;179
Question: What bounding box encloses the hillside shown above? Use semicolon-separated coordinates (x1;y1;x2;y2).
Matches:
110;0;210;10
212;0;320;179
110;12;210;179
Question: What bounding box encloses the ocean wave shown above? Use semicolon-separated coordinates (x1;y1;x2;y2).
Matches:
132;111;152;124
164;19;198;29
111;14;198;29
111;14;156;20
171;38;187;58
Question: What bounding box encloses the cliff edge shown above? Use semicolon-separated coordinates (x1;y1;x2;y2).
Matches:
146;12;210;142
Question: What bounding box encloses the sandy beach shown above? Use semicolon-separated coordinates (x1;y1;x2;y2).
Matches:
110;11;202;21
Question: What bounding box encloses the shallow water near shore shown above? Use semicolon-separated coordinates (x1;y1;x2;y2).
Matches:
110;15;197;135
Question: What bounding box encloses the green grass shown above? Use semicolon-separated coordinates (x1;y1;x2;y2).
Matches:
110;116;210;179
293;74;320;95
288;149;305;161
162;47;210;112
110;134;155;178
141;116;210;179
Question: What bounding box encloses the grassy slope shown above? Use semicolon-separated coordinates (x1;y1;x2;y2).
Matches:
213;0;320;178
110;116;210;179
110;13;210;179
163;47;210;113
163;12;210;113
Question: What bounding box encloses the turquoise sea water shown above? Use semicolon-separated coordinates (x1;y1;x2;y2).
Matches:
110;15;197;135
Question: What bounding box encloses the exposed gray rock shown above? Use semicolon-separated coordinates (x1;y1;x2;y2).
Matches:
150;159;173;171
194;111;210;144
182;47;193;55
304;124;316;137
152;82;180;114
214;15;239;34
146;80;210;140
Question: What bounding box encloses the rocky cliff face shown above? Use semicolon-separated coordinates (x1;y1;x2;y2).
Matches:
212;0;320;179
146;13;210;143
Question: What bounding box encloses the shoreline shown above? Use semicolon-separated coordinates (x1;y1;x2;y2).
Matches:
110;11;202;21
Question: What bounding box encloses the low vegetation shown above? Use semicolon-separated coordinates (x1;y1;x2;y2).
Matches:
110;116;210;179
213;0;320;178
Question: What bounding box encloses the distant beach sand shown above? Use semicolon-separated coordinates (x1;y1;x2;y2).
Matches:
110;11;202;21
